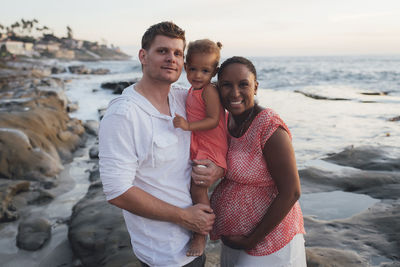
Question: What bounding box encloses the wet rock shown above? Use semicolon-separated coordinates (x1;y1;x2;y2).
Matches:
89;145;99;159
90;68;110;75
101;79;138;94
323;146;400;171
0;65;85;183
388;116;400;122
0;180;30;222
23;189;55;205
17;217;51;251
68;181;139;266
68;65;110;75
31;68;52;78
304;200;400;264
88;166;100;182
67;101;79;113
306;247;369;266
98;107;106;120
68;65;90;74
294;90;350;101
83;120;99;136
299;167;400;199
51;66;67;74
360;91;389;96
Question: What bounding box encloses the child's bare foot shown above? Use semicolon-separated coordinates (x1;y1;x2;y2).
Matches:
187;234;206;256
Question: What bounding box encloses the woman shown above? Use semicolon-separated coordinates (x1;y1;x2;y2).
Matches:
209;56;306;266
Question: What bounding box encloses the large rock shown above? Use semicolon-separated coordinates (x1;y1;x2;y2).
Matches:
306;247;369;266
0;180;30;222
16;217;52;251
100;79;139;94
68;65;110;75
84;120;99;136
68;181;140;266
0;92;85;182
89;145;99;159
51;66;67;74
304;200;400;264
68;65;90;74
299;167;400;199
323;146;400;171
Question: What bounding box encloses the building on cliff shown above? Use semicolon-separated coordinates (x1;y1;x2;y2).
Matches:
0;40;35;56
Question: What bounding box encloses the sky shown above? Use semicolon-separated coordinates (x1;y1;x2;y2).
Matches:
1;0;400;57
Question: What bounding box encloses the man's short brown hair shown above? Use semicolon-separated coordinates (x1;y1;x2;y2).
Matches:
142;21;186;50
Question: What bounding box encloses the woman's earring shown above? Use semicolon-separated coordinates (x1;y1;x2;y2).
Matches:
254;94;259;103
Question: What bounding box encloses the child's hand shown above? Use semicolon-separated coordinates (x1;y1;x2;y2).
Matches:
173;113;190;131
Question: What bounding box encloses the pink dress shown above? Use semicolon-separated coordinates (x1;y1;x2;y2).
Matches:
186;86;228;170
210;108;305;256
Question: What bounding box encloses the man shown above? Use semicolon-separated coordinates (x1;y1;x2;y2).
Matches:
99;21;223;266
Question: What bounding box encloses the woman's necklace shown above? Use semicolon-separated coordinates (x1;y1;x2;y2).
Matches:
233;106;255;137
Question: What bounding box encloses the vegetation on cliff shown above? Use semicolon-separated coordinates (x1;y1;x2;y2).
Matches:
0;18;130;60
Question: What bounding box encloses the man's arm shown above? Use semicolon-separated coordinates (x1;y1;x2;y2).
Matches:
109;187;215;235
99;112;215;234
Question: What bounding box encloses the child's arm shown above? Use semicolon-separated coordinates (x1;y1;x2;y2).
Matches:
173;84;221;131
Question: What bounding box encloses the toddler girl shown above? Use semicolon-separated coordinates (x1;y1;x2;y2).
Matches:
173;39;227;257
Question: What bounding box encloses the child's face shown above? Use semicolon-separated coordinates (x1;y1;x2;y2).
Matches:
185;53;217;89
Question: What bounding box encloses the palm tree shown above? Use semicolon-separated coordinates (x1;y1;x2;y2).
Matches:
66;26;73;39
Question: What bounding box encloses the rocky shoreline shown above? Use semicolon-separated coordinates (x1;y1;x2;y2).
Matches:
0;58;399;267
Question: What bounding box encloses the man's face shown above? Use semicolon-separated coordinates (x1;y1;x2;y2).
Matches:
139;35;185;84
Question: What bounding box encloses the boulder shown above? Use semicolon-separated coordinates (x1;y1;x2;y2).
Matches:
84;120;99;136
89;145;99;159
0;92;85;181
98;107;107;120
100;79;139;94
16;217;51;251
51;66;67;74
304;201;400;264
294;90;350;101
88;166;100;183
389;116;400;122
68;65;90;74
0;180;30;222
67;101;79;113
323;146;400;171
67;65;110;75
90;68;110;75
299;167;400;199
306;247;369;266
68;181;139;266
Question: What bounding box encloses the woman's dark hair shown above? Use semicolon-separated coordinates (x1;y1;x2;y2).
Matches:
217;56;257;80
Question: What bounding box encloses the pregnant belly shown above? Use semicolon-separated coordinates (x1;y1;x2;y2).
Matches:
211;181;277;236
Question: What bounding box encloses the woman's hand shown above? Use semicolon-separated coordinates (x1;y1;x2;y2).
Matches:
191;159;224;187
221;234;257;250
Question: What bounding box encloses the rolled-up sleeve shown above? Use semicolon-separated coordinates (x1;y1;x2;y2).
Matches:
99;112;138;201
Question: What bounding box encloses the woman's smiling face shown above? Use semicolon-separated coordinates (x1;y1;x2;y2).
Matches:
218;63;258;116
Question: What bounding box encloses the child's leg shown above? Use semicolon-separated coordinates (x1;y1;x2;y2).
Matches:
187;179;209;256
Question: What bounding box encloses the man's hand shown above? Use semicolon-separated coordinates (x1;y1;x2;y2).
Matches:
191;159;224;187
179;204;215;235
173;113;190;131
